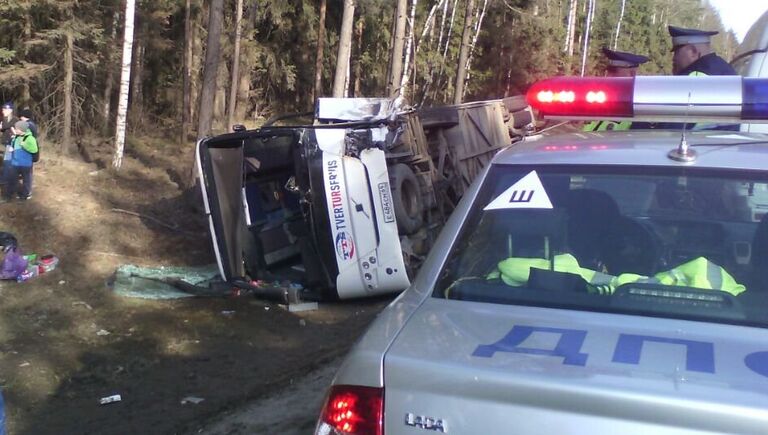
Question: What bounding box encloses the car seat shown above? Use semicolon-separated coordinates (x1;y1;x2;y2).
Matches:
491;209;568;259
563;189;621;270
602;216;660;276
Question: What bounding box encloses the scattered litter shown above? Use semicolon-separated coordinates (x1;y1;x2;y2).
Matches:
111;264;221;300
99;394;122;405
1;245;59;282
299;319;306;327
89;170;100;176
18;362;30;367
1;245;26;281
72;301;93;310
264;307;270;311
281;302;319;313
220;310;235;317
58;280;66;285
96;329;111;336
180;396;204;405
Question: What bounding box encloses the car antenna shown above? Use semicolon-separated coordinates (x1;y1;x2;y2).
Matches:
668;92;697;163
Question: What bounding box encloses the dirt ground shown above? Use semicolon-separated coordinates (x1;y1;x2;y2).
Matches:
0;136;390;434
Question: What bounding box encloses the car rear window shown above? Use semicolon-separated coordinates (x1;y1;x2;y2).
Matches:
433;165;768;328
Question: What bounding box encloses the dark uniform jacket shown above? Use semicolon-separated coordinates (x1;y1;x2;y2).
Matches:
636;53;739;131
678;53;737;76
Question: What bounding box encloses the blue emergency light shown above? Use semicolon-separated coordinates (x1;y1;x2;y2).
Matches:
526;76;768;123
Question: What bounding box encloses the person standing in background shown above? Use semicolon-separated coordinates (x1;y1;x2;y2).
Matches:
668;25;737;76
583;47;650;132
1;121;37;203
17;109;38;139
0;103;17;186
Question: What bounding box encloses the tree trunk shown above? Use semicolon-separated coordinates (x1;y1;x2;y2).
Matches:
385;6;396;93
197;0;224;140
181;0;193;143
214;61;227;129
436;0;449;55
399;0;418;99
20;12;32;107
417;2;440;54
432;0;458;102
312;0;327;102
443;0;459;59
332;0;355;98
613;0;626;49
130;36;144;123
113;0;136;169
226;0;243;131
462;0;488;99
580;0;595;76
102;11;119;135
190;8;202;133
236;4;254;122
63;27;74;154
387;0;408;97
418;0;446;107
453;0;474;105
566;0;578;56
353;18;364;97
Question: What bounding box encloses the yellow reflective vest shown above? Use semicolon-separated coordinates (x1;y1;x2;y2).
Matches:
489;254;745;296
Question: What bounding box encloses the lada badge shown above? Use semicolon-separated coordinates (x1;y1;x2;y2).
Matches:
405;412;448;432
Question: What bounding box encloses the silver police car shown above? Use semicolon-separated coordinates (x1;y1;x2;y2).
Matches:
314;76;768;435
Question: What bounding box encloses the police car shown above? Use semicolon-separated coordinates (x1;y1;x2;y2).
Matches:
314;76;768;434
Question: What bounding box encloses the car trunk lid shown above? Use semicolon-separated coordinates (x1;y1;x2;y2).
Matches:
383;298;768;434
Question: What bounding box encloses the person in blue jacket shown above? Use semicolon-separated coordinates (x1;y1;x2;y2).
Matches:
1;121;38;202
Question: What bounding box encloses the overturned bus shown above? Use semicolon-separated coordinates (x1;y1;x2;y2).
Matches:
197;97;532;301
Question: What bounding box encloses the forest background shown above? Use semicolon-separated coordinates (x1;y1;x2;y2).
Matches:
0;0;737;167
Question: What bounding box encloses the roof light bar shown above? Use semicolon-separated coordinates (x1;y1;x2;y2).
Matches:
526;76;768;123
526;77;634;118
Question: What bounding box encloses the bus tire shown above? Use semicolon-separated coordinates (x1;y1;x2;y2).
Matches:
389;164;423;235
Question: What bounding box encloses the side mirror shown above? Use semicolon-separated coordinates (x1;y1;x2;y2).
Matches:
232;124;246;132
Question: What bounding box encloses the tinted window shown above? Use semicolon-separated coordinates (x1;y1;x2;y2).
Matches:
434;165;768;327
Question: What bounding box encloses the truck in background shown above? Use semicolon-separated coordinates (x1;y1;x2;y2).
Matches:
196;97;534;301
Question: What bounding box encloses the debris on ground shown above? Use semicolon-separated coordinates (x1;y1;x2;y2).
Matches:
71;301;93;310
280;302;319;313
0;232;59;282
111;264;220;299
98;394;122;405
180;396;205;405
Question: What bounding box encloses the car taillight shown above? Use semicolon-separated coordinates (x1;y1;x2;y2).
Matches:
315;385;384;435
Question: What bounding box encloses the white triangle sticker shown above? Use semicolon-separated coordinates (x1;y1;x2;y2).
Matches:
484;170;553;211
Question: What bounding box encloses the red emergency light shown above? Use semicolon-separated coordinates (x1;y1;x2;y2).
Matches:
526;77;634;118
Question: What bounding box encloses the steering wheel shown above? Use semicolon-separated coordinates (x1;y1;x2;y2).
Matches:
601;217;661;276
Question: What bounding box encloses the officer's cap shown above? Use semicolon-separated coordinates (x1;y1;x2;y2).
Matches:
668;25;718;50
602;47;650;68
1;102;12;110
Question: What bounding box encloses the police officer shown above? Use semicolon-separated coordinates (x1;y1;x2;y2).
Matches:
668;25;736;76
583;47;650;132
651;26;739;131
601;47;649;78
